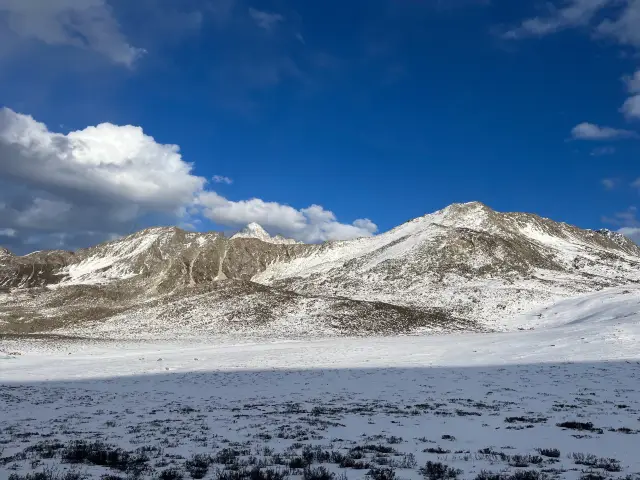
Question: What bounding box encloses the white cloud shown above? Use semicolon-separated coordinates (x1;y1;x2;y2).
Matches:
0;228;16;237
198;193;378;243
248;8;284;31
621;95;640;119
300;205;378;242
0;107;206;251
0;0;144;66
571;122;637;139
301;204;336;225
503;0;611;39
0;108;378;251
212;175;233;185
0;108;206;211
596;0;640;47
504;0;640;48
601;178;617;189
624;70;640;93
198;191;306;232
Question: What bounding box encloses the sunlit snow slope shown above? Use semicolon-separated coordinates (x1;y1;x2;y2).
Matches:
0;202;639;338
2;287;640;480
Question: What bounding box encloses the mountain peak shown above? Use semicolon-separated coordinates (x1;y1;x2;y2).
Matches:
0;247;12;258
594;228;638;249
231;223;300;245
421;201;496;231
231;223;271;241
245;222;270;235
2;203;640;338
443;201;493;215
453;201;490;208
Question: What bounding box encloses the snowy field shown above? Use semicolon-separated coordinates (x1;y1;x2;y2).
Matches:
1;288;640;480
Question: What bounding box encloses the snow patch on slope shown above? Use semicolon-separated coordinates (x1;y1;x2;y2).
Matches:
4;286;640;372
253;202;502;282
511;285;640;330
57;232;161;285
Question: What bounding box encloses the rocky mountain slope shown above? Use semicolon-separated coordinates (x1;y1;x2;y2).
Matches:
1;202;639;338
256;202;640;324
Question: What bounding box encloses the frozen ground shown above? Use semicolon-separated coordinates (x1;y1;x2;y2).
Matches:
1;288;639;480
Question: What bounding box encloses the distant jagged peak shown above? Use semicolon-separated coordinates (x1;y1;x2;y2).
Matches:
231;222;301;245
595;228;630;243
271;234;301;245
232;222;271;241
593;228;639;251
0;246;12;258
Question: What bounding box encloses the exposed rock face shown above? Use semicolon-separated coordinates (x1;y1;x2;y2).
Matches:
1;202;639;338
0;250;75;289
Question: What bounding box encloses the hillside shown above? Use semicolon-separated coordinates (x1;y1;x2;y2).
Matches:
1;202;639;338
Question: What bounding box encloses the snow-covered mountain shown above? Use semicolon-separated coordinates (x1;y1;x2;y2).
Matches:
231;222;300;245
255;201;640;325
1;202;639;338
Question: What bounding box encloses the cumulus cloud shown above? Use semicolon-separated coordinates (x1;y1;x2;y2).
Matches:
0;108;205;210
571;122;637;140
248;8;284;31
0;108;378;252
300;205;378;242
212;175;233;185
198;192;378;243
0;0;144;66
621;95;640;119
0;107;206;252
601;178;617;189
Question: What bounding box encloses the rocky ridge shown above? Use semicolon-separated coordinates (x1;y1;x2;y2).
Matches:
0;202;638;338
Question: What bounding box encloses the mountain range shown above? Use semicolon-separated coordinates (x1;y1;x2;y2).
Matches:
1;201;639;339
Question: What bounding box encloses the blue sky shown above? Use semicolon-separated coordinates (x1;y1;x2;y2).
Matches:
1;0;640;252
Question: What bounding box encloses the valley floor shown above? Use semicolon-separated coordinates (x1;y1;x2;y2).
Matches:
1;287;640;480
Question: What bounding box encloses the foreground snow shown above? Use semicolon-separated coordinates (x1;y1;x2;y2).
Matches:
1;288;639;479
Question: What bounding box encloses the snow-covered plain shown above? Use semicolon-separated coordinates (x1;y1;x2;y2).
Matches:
1;288;640;479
